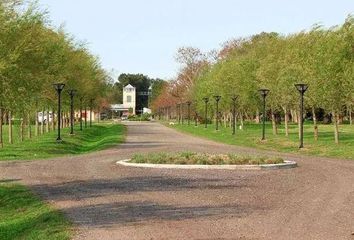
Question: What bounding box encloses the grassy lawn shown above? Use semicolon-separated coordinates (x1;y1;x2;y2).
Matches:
168;121;354;160
0;123;125;161
0;182;71;240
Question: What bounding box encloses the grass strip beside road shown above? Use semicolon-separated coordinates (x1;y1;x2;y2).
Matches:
0;183;71;240
0;123;125;161
167;122;354;160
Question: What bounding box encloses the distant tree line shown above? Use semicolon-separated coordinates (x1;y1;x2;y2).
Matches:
152;16;354;144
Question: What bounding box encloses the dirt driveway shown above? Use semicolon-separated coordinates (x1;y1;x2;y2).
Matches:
1;122;353;240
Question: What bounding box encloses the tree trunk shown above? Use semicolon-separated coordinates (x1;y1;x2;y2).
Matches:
349;106;352;125
27;113;32;139
4;111;8;125
312;107;318;141
8;111;13;144
20;117;24;142
35;110;39;137
293;110;298;124
333;112;339;144
52;108;55;131
298;110;301;140
284;107;289;137
62;111;65;128
46;109;49;132
271;110;278;135
240;112;244;130
64;112;67;128
41;109;44;135
0;107;3;148
255;109;260;124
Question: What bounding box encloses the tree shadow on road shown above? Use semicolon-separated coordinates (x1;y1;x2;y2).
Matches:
65;201;254;227
31;176;250;201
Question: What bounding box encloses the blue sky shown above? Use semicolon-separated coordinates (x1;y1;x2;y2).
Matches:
38;0;354;80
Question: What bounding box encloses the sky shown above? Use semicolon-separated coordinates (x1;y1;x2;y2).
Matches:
38;0;354;80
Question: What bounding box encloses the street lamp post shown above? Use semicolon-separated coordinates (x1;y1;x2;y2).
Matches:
89;99;94;127
259;89;270;140
295;83;308;148
203;97;209;128
79;97;83;131
231;95;238;135
187;101;191;125
195;111;198;127
213;95;221;131
68;89;77;135
53;83;65;142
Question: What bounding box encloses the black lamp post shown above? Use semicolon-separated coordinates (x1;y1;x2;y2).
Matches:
213;95;221;131
186;101;191;125
53;83;65;142
203;97;209;128
89;99;94;127
259;89;270;140
79;97;83;131
231;95;238;135
295;83;308;148
195;111;198;127
68;89;77;135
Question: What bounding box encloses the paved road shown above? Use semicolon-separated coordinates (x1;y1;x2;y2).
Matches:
1;122;354;240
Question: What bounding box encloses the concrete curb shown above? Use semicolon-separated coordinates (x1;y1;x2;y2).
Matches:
116;159;297;170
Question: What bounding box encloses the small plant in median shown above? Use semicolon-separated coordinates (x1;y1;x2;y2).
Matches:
130;152;284;165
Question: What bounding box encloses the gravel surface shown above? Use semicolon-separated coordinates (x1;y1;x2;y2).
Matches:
1;122;353;240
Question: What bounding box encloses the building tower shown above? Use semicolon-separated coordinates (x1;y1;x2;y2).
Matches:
123;84;136;115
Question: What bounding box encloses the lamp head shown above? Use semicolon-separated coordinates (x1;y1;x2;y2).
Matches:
295;83;308;94
213;95;221;101
202;97;209;103
53;83;65;92
68;89;77;96
231;94;238;101
259;89;270;98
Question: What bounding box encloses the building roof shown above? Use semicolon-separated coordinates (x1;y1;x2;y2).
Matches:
110;104;129;111
124;84;135;89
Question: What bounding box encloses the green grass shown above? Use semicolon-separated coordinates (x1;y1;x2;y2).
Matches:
168;121;354;160
0;123;125;161
0;183;71;240
131;152;284;165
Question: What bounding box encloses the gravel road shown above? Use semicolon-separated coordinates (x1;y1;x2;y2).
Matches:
1;122;353;240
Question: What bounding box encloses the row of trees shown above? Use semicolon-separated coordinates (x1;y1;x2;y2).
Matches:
0;1;111;147
152;16;354;144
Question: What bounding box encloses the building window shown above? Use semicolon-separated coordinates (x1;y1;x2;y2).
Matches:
127;95;132;103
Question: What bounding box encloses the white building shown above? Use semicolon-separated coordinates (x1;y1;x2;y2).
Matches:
110;84;136;116
123;84;136;114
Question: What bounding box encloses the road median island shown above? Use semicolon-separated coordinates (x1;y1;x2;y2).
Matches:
117;152;297;170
